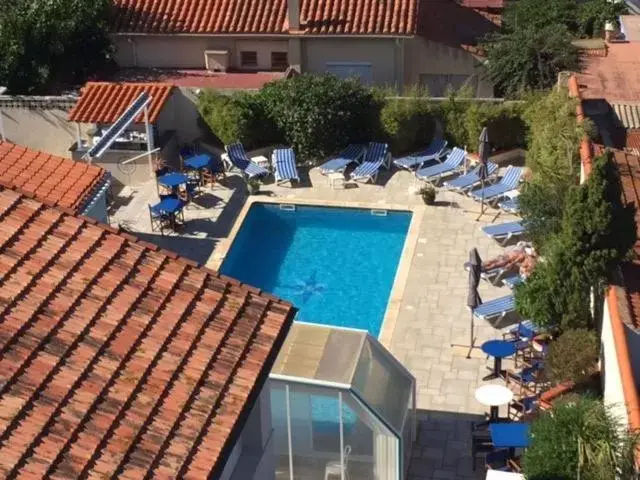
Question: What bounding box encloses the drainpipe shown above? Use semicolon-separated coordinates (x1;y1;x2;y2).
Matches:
127;37;138;67
395;38;405;95
0;86;6;141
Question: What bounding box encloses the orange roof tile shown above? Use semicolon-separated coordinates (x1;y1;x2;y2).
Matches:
0;187;296;479
111;0;418;35
68;82;174;124
0;142;107;213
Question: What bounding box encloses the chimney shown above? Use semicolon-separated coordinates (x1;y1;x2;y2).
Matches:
288;0;300;31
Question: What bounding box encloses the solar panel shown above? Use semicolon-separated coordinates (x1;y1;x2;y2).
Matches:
87;92;151;159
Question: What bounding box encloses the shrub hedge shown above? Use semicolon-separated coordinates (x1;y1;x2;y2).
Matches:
196;74;528;163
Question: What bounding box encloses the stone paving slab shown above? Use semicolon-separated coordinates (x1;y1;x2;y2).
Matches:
110;165;522;479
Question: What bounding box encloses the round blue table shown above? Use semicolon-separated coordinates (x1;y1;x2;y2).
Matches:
481;340;517;381
184;154;212;170
158;172;188;189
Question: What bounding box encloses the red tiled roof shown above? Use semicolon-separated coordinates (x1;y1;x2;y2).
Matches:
0;186;296;478
626;129;640;152
113;69;286;89
576;42;640;102
0;142;107;213
111;0;418;35
68;82;174;124
417;0;500;53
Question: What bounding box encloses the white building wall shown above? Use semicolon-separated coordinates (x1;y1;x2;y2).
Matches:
601;297;630;429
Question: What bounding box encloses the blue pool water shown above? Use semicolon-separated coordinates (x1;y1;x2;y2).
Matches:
220;203;411;336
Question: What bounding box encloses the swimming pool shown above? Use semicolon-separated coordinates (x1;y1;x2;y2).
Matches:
220;202;412;337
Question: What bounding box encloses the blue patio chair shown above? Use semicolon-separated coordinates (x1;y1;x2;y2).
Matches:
272;148;300;186
224;142;269;179
482;221;524;245
442;162;499;192
473;295;515;323
470;166;524;204
504;320;540;341
350;142;391;184
392;138;447;170
318;144;365;174
148;203;171;235
415;147;466;184
506;362;544;394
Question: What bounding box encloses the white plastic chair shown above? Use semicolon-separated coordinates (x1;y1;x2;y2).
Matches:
324;445;351;480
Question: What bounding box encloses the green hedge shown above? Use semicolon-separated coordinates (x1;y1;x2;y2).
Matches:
197;75;528;163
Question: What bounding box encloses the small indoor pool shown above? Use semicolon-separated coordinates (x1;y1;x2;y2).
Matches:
220;203;412;337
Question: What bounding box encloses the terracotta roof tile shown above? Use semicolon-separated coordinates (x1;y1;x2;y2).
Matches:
0;142;107;214
0;187;296;478
68;82;174;124
111;0;418;35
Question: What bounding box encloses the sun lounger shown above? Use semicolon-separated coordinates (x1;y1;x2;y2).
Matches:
498;197;520;214
272;148;300;186
224;142;269;179
442;162;499;192
350;142;391;183
473;295;515;322
392;138;447;170
482;221;524;245
415;147;466;184
470;166;523;204
318;144;365;174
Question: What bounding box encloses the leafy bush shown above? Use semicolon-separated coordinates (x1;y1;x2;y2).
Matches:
523;397;639;480
545;329;599;385
463;102;527;152
379;87;437;154
577;0;628;38
516;152;636;330
260;74;381;162
196;90;282;150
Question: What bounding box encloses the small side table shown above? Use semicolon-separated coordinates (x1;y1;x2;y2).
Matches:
252;155;270;171
481;340;517;381
327;172;346;189
475;384;513;422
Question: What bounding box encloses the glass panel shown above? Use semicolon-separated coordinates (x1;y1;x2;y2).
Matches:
351;337;414;433
270;380;292;479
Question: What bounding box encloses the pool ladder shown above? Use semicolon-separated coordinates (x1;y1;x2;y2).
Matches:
279;203;296;211
371;209;388;216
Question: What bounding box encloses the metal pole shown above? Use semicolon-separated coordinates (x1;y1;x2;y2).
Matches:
339;391;344;480
285;384;294;480
144;104;154;178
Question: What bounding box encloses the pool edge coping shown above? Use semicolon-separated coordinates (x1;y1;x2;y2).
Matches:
205;196;423;349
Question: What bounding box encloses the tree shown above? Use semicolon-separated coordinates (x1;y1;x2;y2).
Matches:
522;397;640;480
545;329;599;385
0;0;113;93
503;0;579;34
482;25;579;96
577;0;628;38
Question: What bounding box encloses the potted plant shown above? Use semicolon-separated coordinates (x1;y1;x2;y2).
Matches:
246;178;261;195
419;185;436;205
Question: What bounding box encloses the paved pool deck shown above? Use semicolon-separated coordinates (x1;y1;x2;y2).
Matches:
110;165;521;480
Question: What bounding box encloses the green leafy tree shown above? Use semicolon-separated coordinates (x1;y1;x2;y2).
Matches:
503;0;579;33
523;397;640;480
577;0;628;38
0;0;113;93
482;25;579;96
260;74;382;161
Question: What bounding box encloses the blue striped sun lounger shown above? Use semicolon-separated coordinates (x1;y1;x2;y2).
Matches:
470;166;524;203
482;221;525;245
319;144;365;174
393;138;447;170
473;295;515;322
442;162;499;192
272;148;300;186
225;142;269;179
415;147;466;184
350;142;390;183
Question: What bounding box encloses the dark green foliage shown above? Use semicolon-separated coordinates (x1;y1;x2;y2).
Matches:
577;0;628;38
0;0;113;93
518;179;568;249
197;90;282;150
516;152;637;331
482;26;579;97
462;101;527;153
379;88;437;154
260;74;382;161
545;329;599;385
522;397;640;480
503;0;578;33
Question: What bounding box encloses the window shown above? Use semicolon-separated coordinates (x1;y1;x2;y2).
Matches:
240;51;258;68
271;51;288;70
